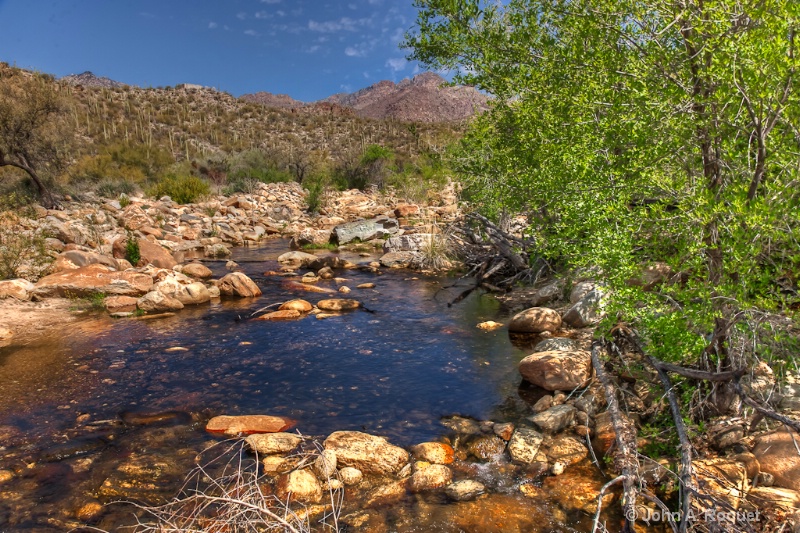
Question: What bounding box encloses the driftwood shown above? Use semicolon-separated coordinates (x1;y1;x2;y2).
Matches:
590;340;639;533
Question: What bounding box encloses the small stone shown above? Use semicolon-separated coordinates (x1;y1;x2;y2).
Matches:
0;469;13;483
550;461;566;476
445;479;485;501
467;435;507;461
262;456;297;475
338;286;351;294
532;395;553;413
339;466;363;486
412;442;455;465
314;450;338;479
245;433;302;455
276;469;323;504
477;321;504;331
325;478;344;491
508;428;544;464
279;299;313;312
493;422;515;441
408;464;453;492
357;283;376;289
318;266;335;279
75;501;104;522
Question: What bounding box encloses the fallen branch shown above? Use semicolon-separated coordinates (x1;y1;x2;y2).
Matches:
590;340;639;533
732;380;800;434
591;475;625;533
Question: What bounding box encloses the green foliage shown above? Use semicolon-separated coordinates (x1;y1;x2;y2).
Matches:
408;0;800;364
304;174;328;213
124;231;140;266
147;173;210;204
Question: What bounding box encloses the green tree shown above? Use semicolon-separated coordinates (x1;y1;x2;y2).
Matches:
408;2;799;526
0;69;72;208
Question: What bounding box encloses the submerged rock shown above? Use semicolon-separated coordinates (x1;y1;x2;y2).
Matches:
206;415;295;436
256;309;302;321
317;298;361;311
445;479;486;501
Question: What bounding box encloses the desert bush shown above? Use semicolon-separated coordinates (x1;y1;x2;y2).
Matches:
147;173;210;204
0;213;53;280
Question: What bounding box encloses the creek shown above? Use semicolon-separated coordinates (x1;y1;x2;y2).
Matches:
0;240;615;532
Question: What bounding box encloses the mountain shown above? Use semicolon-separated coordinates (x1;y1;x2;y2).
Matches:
239;92;304;109
319;72;489;123
61;71;126;89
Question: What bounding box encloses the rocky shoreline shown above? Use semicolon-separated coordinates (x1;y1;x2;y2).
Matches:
0;184;799;531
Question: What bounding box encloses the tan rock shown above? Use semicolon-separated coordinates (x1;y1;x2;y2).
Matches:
324;431;409;475
113;237;177;269
519;350;592;391
182;262;213;278
753;430;800;491
508;307;562;333
408;464;452;492
314;450;338;479
256;309;302;321
104;295;138;312
245;433;302;455
276;469;323;504
0;279;35;301
137;291;184;313
279;299;313;312
545;435;588;466
206;415;295;436
338;466;363;486
53;250;118;272
34;264;153;298
412;442;455;465
218;272;262;298
477;321;503;331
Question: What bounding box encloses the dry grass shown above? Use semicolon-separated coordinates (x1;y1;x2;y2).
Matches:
125;439;343;533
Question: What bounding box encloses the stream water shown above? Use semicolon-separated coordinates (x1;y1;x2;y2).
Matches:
0;240;618;532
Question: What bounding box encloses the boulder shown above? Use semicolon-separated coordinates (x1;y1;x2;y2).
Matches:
289;228;332;250
528;405;577;434
206;415;295;436
323;431;409;475
118;204;153;231
217;272;262;298
177;282;211;305
383;234;434;253
182;262;213;279
245;433;302;455
104;295;138;312
331;218;400;244
33;264;153;298
394;204;420;218
562;288;604;328
137;291;184;313
380;251;417;268
276;469;323;504
113;237;177;269
53;250;119;272
508;307;562;334
519;350;592;391
317;299;361;311
753;430;800;491
0;279;35;301
507;428;544;464
533;338;578;353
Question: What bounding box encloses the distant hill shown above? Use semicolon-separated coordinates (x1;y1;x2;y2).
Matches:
319;72;489;123
240;92;304;109
61;71;126;89
241;72;489;123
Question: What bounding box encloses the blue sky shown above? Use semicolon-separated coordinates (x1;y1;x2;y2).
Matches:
0;0;427;101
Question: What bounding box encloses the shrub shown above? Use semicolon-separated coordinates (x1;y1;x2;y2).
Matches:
0;214;53;280
124;231;140;266
148;173;210;204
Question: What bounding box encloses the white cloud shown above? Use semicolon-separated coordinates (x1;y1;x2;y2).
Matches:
236;12;247;20
344;46;366;57
386;57;407;72
276;10;286;17
255;11;270;19
208;21;218;29
306;45;321;53
261;0;282;3
244;29;259;36
308;16;373;33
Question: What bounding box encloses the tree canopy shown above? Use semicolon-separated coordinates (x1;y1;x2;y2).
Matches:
0;69;71;208
407;0;800;366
